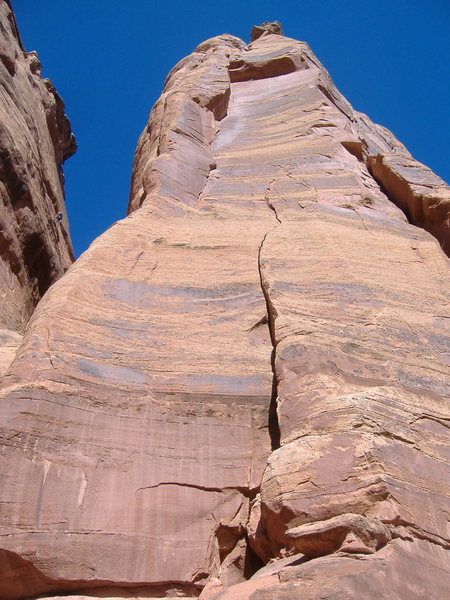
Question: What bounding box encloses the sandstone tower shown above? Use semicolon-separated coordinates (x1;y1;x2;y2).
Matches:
0;9;449;600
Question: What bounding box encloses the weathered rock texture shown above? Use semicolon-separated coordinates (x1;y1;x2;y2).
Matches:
0;0;75;375
0;19;449;600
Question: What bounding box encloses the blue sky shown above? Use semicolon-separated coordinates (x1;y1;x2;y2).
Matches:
13;0;450;256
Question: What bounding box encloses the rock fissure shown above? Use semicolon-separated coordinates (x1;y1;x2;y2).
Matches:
383;519;450;550
365;153;450;257
135;482;257;497
0;14;449;600
257;227;280;452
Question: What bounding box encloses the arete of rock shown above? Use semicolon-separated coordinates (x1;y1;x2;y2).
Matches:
0;15;448;600
0;0;75;375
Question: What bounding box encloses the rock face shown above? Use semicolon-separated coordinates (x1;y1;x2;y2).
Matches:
0;0;75;374
0;18;449;600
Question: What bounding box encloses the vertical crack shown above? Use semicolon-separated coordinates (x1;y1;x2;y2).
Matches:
258;186;281;449
268;347;281;450
264;179;281;224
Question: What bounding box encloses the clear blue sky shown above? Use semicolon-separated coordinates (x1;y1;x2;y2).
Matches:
13;0;450;257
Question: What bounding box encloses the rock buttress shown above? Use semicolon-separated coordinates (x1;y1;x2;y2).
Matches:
0;0;75;375
0;32;273;600
0;21;449;600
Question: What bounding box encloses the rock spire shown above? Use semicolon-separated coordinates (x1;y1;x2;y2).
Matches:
0;9;449;600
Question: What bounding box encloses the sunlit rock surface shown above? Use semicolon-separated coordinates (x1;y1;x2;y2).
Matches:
0;15;448;600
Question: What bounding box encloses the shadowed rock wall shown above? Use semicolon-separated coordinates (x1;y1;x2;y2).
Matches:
0;0;75;375
0;16;448;600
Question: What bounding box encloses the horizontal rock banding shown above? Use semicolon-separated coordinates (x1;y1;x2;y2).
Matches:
0;17;448;600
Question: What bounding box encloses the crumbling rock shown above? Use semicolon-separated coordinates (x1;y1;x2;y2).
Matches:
203;538;449;600
286;513;392;557
250;21;283;42
0;15;448;600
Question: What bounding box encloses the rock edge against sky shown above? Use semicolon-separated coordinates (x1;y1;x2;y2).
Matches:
0;7;449;600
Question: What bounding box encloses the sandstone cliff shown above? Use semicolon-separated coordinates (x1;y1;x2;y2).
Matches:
0;0;75;375
0;18;449;600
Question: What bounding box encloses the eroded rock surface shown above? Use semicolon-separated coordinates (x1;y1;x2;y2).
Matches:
0;0;75;374
0;19;448;600
286;513;392;557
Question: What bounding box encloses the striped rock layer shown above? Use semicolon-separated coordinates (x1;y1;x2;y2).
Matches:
1;23;449;600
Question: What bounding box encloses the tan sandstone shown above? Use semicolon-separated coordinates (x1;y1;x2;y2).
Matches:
0;0;75;375
0;16;448;600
